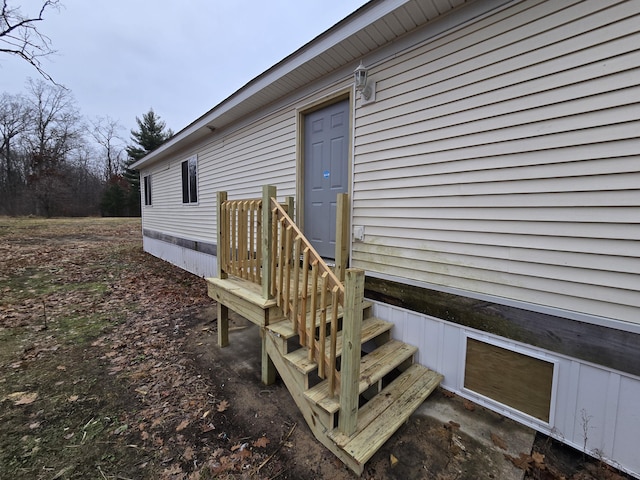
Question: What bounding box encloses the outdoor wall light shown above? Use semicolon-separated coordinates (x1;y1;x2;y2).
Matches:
354;61;375;103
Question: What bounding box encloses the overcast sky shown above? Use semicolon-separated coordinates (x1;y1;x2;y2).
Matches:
1;0;369;138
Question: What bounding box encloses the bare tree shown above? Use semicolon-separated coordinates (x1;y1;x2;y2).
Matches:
0;92;32;214
89;116;125;180
0;0;61;82
24;78;83;216
0;92;31;181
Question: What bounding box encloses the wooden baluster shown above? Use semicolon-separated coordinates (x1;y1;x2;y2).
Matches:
270;207;278;297
276;217;285;307
283;225;293;316
291;236;301;337
329;285;339;396
299;247;310;345
230;202;237;275
244;200;250;279
318;271;328;379
256;200;263;284
308;261;318;361
239;201;246;278
247;200;252;278
250;201;255;281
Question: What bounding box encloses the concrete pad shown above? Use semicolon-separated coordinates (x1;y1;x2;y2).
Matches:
415;390;536;480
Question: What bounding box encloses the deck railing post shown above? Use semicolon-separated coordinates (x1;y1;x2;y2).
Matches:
217;191;228;279
285;196;294;218
216;191;230;347
338;268;364;436
334;193;349;282
262;185;276;300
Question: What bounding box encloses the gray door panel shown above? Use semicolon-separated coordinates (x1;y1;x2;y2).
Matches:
304;100;349;259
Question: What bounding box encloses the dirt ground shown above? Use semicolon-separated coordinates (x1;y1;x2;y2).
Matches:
0;217;633;479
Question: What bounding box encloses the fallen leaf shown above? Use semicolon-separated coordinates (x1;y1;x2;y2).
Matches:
201;423;215;433
491;432;507;450
176;419;190;432
252;436;270;448
217;400;229;412
463;400;475;411
68;395;79;402
390;454;399;468
13;392;38;405
532;451;545;468
505;453;533;472
183;446;194;461
202;410;211;419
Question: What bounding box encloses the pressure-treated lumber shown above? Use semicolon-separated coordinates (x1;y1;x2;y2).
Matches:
338;268;364;436
282;316;392;375
216;191;228;280
210;187;444;476
261;185;276;300
263;328;364;475
206;277;280;327
305;340;417;414
330;365;443;465
334;193;349;282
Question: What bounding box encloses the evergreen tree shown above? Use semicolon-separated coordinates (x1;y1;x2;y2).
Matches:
123;109;173;215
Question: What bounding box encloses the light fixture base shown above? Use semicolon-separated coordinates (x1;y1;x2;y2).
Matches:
360;80;376;104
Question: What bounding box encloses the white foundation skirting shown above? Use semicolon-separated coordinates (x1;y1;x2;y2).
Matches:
370;300;640;479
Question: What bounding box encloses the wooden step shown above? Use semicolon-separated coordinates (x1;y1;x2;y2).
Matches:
304;340;417;414
281;317;393;375
268;300;373;340
329;364;443;466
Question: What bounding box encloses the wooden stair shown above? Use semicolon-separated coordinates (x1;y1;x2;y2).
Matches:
210;187;443;475
264;295;443;475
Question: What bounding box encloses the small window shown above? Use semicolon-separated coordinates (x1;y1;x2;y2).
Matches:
143;175;152;206
181;155;198;204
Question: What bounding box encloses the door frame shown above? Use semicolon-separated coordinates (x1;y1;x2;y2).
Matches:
296;89;354;255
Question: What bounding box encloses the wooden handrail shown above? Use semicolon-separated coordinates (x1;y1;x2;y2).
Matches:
269;198;346;396
217;186;361;419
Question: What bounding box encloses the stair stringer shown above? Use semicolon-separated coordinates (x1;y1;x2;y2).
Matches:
264;329;365;475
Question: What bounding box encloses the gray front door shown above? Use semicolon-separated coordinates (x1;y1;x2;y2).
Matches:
304;100;349;259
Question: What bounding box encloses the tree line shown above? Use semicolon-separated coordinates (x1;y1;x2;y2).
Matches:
0;79;172;217
1;0;173;217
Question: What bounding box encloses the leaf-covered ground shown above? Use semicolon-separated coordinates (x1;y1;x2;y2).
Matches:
0;217;292;479
0;217;632;480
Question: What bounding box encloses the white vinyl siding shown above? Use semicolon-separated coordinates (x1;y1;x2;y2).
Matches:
140;108;299;244
351;0;640;324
